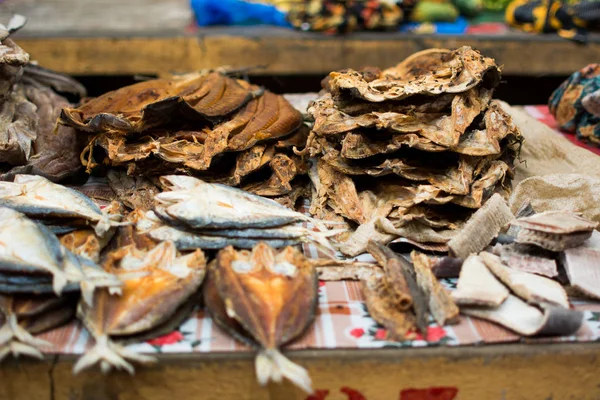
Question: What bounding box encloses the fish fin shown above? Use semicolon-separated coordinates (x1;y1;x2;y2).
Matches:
80;281;95;307
0;341;44;361
52;270;69;296
5;314;52;349
255;349;313;394
73;335;155;375
108;287;123;296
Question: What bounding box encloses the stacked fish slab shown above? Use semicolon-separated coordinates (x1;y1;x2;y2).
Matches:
305;47;523;255
57;72;310;208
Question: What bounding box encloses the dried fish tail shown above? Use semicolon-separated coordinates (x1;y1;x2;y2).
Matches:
73;335;156;375
255;349;313;394
0;311;51;361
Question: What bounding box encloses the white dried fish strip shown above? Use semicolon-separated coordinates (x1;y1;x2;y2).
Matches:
511;211;598;234
452;254;509;307
516;229;593;252
317;265;383;281
561;247;600;300
480;252;569;309
448;194;514;259
461;294;583;337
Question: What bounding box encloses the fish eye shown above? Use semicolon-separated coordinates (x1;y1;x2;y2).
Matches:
270;262;297;277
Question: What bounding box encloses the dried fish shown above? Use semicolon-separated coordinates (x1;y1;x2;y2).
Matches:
0;86;38;166
480;252;569;309
317;264;383;281
512;211;598;251
367;241;413;311
448;193;514;259
411;252;459;326
206;244;317;393
74;241;206;374
452;255;509;307
493;243;558;278
561;247;600;300
155;175;319;229
461;294;583;337
106;169;160;211
0;175;121;236
59;72;257;134
361;275;417;341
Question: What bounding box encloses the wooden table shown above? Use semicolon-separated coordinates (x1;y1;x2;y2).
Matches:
2;0;600;77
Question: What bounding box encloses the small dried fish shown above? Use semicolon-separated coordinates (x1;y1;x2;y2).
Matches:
206;244;317;393
74;241;206;374
411;252;459;326
512;211;598;251
452;254;509;307
0;175;121;236
480;252;569;309
155;175;324;230
448;193;514;259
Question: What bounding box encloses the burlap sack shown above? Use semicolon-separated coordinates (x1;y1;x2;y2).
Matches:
501;103;600;222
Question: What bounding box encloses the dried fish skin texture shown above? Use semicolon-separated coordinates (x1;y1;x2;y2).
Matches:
59;72;256;134
361;275;417;341
452;254;509;307
328;46;500;104
512;211;598;234
213;244;318;348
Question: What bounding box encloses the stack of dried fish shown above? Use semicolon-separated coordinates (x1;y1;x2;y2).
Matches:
304;47;523;255
56;70;310;207
0;16;86;182
363;242;459;340
130;175;337;251
205;243;317;393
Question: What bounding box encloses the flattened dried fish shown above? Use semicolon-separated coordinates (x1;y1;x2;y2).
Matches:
0;86;37;166
452;255;509;307
74;241;206;374
493;243;558;278
155;175;318;229
411;252;459;326
480;252;569;309
59;72;257;134
107;169;159;211
206;244;317;393
0;175;121;236
561;247;600;300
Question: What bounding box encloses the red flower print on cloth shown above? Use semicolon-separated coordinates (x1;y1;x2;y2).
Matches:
349;327;365;338
341;387;367;400
319;281;326;287
146;330;184;346
400;387;458;400
374;328;387;340
409;326;447;342
306;389;330;400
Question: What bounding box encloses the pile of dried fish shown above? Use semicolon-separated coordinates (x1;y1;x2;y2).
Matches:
0;16;86;182
205;243;317;393
56;70;310;207
304;47;523;255
363;242;459;340
130;175;338;251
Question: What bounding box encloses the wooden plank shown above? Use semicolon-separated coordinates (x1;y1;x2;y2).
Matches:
2;343;600;399
11;28;600;77
0;357;54;400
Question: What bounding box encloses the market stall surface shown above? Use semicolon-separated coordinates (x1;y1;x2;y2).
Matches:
1;107;599;400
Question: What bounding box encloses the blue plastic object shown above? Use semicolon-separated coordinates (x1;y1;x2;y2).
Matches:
400;16;469;33
190;0;291;27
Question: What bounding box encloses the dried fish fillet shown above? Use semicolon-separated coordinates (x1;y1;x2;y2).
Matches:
59;72;257;134
480;252;569;309
493;244;558;278
106;170;159;211
448;193;514;259
367;241;413;311
561;247;600;300
452;255;509;307
0;175;121;236
461;294;583;337
329;47;500;103
74;241;206;374
0;86;37;166
317;264;383;281
411;252;459;326
207;244;317;393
